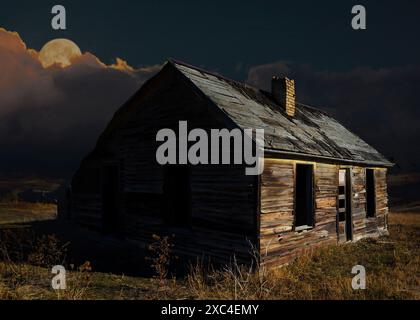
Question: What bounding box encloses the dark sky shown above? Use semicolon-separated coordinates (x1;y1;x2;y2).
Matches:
0;0;419;177
3;0;420;75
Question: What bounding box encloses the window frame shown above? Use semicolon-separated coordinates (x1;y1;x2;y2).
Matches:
293;163;315;231
365;168;376;218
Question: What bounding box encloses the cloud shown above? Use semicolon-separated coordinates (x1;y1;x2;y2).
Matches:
247;61;420;172
0;28;161;176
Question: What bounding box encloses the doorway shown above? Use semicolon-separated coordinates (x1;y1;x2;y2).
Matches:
338;168;353;242
163;166;191;227
102;165;120;233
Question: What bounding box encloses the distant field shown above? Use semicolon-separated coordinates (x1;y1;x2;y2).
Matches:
0;206;418;300
0;202;57;225
0;176;60;226
0;177;62;192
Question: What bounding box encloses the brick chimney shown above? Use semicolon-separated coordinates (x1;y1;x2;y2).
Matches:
271;76;296;117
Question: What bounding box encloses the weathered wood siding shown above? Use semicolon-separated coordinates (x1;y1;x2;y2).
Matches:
121;164;256;264
260;160;389;267
259;159;338;268
375;169;389;229
70;163;103;229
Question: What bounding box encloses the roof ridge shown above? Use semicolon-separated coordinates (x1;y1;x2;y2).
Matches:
168;58;257;90
169;58;333;116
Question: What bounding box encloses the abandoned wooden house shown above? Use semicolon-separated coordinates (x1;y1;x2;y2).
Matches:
67;59;393;268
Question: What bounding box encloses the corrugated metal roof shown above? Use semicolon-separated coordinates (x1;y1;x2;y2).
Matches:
171;60;393;167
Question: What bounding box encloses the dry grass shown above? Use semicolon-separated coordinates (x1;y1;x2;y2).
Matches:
0;211;418;300
186;211;419;300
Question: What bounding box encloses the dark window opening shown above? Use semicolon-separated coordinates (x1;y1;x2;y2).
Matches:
163;165;191;228
295;164;314;229
338;211;346;222
366;169;376;218
102;165;120;234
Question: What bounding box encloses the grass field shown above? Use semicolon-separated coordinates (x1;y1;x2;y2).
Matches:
0;206;418;300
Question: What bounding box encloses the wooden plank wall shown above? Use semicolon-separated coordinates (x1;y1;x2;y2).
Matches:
70;163;103;230
260;160;389;268
259;159;338;268
71;67;257;265
120;164;257;264
70;194;102;229
116;74;257;264
375;169;389;229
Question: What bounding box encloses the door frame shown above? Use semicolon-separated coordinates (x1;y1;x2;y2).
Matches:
344;168;353;241
337;167;353;242
293;163;315;230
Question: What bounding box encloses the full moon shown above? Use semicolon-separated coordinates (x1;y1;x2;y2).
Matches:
39;38;82;68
